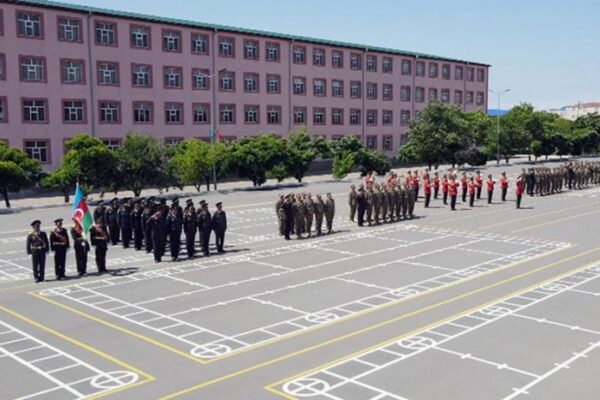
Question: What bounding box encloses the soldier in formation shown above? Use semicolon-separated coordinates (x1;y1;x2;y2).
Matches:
50;218;69;280
26;220;49;283
275;192;337;239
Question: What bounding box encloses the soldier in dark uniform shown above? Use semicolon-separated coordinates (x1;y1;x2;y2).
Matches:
171;198;183;221
527;168;536;196
147;211;166;263
314;194;325;235
26;220;49;283
325;193;335;234
117;200;133;248
282;195;294;240
50;218;69;280
166;206;183;261
142;198;154;253
93;201;106;225
131;201;144;251
197;201;212;256
356;185;367;227
158;197;169;217
70;225;90;276
183;199;197;258
104;198;120;245
212;202;227;253
348;185;357;222
89;217;109;273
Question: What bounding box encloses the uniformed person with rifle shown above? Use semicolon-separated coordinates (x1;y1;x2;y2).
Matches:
90;217;109;273
212;202;227;253
70;224;90;276
197;200;213;255
50;218;69;280
325;192;335;234
183;199;197;258
26;220;49;283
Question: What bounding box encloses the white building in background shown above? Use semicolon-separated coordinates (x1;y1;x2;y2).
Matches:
549;102;600;120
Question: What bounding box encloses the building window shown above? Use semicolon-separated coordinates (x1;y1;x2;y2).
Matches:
382;135;392;151
454;90;463;105
441;89;450;103
332;51;343;68
442;64;451;80
350;53;361;70
193;103;210;124
99;101;120;123
244;39;258;60
102;139;120;151
17;12;43;38
313;108;325;125
267;74;280;93
466;67;474;81
477;68;485;82
0;97;6;123
244;105;259;124
366;110;377;126
382;110;392;125
192;68;209;90
416;61;425;77
293;46;305;64
313;48;325;66
415;87;425;103
350;81;361;98
313;79;326;96
382;57;393;73
98;62;119;86
219;71;235;91
243;73;259;92
428;62;438;78
465;91;474;105
455;66;464;80
163;66;182;89
401;60;412;75
95;21;116;46
61;59;84;84
400;86;411;102
349;109;361;125
20;56;45;82
165;102;183;124
133;101;153;123
331;108;343;125
131;64;151;87
476;92;485;105
22;99;47;123
0;54;5;80
400;110;410;126
219;37;234;57
24;140;48;163
58;17;81;42
162;30;181;52
130;25;150;49
332;80;343;97
63;100;85;123
267;106;281;124
366;82;377;100
291;107;305;125
191;33;208;54
219;104;235;123
428;88;438;101
293;77;306;95
366;135;377;149
382;84;393;101
265;42;280;62
165;138;183;147
366;55;377;72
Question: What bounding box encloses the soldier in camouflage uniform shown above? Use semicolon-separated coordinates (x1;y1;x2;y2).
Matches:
366;187;374;226
373;184;381;225
314;194;325;235
348;185;357;222
304;193;315;237
381;184;389;223
325;193;335;234
276;194;285;236
401;182;409;219
293;195;304;239
406;181;415;219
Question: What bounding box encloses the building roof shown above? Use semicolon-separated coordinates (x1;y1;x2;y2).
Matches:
18;0;490;67
566;102;600;109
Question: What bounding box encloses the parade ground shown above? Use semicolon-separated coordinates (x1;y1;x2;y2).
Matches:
1;160;600;400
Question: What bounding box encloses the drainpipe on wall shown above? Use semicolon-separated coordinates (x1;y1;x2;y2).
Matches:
464;62;468;113
361;48;366;144
86;11;96;137
288;40;293;134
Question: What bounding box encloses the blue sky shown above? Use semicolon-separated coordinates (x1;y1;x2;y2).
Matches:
61;0;600;110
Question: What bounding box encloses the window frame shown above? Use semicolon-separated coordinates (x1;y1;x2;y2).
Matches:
218;36;235;58
130;24;151;50
94;20;118;47
60;58;86;85
191;68;210;90
243;39;259;60
62;99;87;124
244;104;260;125
0;96;8;123
23;139;50;164
219;104;236;124
266;74;281;94
98;100;121;124
191;32;209;55
266;105;282;125
21;98;49;124
164;102;184;125
19;55;47;83
132;101;154;124
163;65;183;89
16;10;44;39
265;41;280;62
57;16;82;43
192;103;210;125
131;63;152;88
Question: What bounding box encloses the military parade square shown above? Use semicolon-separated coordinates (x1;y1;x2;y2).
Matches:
2;0;600;399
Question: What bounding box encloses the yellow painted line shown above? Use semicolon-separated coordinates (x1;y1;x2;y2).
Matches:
0;304;155;397
511;209;600;233
158;246;600;400
264;256;600;398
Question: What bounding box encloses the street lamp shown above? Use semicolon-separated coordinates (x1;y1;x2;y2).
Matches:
201;68;227;190
489;88;511;165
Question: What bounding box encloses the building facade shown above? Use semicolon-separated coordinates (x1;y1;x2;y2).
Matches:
549;102;600;121
0;0;489;169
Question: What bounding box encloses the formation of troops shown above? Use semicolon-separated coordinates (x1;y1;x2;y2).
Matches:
275;193;336;240
25;197;227;283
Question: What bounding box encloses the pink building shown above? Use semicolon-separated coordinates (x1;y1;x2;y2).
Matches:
0;0;489;170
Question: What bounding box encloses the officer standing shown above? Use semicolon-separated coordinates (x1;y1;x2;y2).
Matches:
70;225;90;276
183;199;197;258
93;201;106;225
26;220;49;283
304;194;314;237
197;201;213;255
433;171;440;199
104;198;119;245
349;185;357;222
293;195;304;239
282;195;293;240
356;185;367;227
486;174;495;204
314;194;325;235
366;186;374;226
499;172;509;202
212;202;227;253
117;200;133;248
166;206;182;261
516;174;526;209
89;217;109;273
475;171;483;200
142;198;154;253
448;176;458;211
147;211;165;263
50;218;69;280
131;201;144;251
325;192;335;234
276;194;285;236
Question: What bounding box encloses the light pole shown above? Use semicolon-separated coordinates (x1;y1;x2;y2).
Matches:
204;68;227;190
489;88;510;165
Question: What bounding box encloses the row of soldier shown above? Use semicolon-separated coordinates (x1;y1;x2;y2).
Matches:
25;197;227;283
275;193;335;240
523;161;600;196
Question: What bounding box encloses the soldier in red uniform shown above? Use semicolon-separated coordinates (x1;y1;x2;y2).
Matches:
460;173;468;203
468;177;476;207
486;174;495;204
411;174;420;201
499;172;509;201
475;171;483;200
441;174;449;205
448;176;459;210
423;176;432;208
433;172;440;199
515;174;525;209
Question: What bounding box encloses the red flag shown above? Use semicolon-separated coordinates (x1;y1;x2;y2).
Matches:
216;130;222;140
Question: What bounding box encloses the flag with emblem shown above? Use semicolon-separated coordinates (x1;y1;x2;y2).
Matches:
72;183;93;236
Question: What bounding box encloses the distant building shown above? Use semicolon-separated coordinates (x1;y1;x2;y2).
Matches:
549;102;600;120
487;109;508;118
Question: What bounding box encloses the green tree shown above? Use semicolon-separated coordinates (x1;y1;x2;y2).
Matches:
284;129;319;182
228;133;287;187
41;166;77;203
168;139;215;192
0;143;42;208
332;153;355;180
464;110;492;146
356;150;391;176
487;104;533;163
115;133;163;196
530;140;543;161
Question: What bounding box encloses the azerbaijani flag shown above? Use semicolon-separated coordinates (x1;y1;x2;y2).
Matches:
72;183;93;236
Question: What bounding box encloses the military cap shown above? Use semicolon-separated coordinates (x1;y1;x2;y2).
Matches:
186;199;193;205
54;218;63;224
159;197;167;203
216;202;222;207
172;197;179;203
30;220;41;227
199;200;207;206
111;197;118;203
